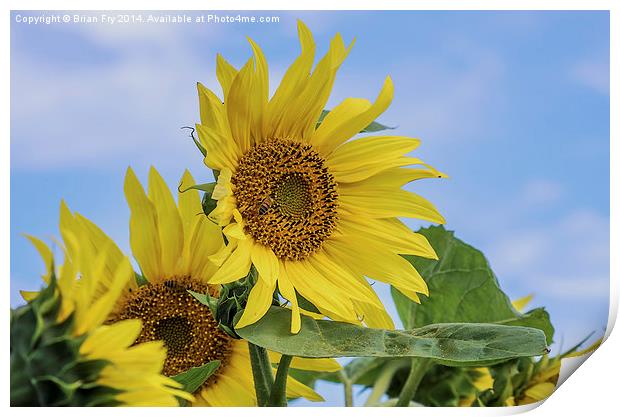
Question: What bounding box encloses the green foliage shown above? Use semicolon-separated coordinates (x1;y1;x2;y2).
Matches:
171;360;221;394
410;365;483;406
180;182;216;194
316;110;394;133
201;187;218;218
235;306;547;363
311;226;556;406
392;225;554;343
190;267;280;339
10;277;120;406
171;360;221;405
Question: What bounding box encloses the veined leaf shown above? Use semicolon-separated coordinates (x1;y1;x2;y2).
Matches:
235;306;547;365
392;226;554;344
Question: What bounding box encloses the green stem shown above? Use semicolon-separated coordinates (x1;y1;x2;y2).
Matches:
339;370;353;407
248;343;275;407
267;354;293;406
395;358;431;407
364;360;404;406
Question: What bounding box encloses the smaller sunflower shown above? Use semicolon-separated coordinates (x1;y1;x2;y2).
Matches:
14;230;192;406
56;166;338;406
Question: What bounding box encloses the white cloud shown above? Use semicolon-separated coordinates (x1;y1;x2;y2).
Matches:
570;57;609;95
11;21;224;170
521;179;564;207
537;276;609;300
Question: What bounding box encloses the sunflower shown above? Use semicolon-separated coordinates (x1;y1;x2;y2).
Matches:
15;230;192;406
194;20;445;333
63;166;335;406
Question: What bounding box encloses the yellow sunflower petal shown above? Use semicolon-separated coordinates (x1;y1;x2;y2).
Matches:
80;319;143;356
216;53;238;100
20;290;40;302
340;187;445;224
177;170;202;236
285;375;324;402
251;242;280;286
189;216;225;281
74;257;133;334
266;20;316;139
325;237;429;298
282;32;352;141
196;123;239;173
208;239;253;284
124;167;162;281
338;216;438;259
308;250;384;308
227;57;255;153
285;260;359;322
235;275;277;329
523;382;556;402
354;300;395;329
278;262;301;333
148;167;184;278
327;135;421;174
512;294;534;312
268;352;342;372
24;234;53;283
247;37;269;142
343;166;446;188
312;76;394;156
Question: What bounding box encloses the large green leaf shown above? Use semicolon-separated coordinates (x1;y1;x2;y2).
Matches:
235;306;547;365
392;226;554;344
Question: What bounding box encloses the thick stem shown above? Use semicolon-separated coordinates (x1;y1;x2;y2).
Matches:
395;358;431;407
267;355;293;407
339;370;353;407
248;342;275;407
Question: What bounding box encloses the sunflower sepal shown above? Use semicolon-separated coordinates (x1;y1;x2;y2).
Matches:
190;268;273;339
10;274;120;407
171;360;221;406
179;181;216;194
201;186;218;218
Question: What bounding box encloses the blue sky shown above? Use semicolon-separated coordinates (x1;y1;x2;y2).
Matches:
11;11;609;406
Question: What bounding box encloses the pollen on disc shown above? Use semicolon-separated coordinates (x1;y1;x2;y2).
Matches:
107;277;232;380
232;138;339;261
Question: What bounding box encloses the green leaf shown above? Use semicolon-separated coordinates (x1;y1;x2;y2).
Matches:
392;226;554;344
316;109;394;133
235;306;547;365
496;308;554;345
171;360;221;394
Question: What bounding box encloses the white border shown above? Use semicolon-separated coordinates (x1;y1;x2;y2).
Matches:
2;1;617;416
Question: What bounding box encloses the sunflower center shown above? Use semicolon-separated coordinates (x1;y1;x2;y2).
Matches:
273;173;312;218
154;316;193;355
107;277;232;378
232;138;339;261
